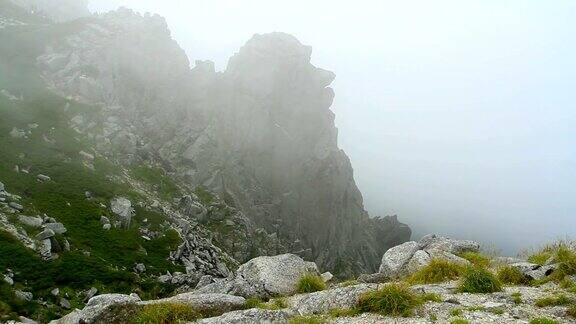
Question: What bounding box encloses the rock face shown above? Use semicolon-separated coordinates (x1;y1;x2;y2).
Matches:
377;235;479;279
34;9;411;276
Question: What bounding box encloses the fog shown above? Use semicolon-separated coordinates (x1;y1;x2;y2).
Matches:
89;0;576;256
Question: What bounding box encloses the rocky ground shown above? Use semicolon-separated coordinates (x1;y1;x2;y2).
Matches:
30;235;576;324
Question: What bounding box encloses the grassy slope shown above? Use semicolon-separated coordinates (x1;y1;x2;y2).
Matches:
0;19;183;322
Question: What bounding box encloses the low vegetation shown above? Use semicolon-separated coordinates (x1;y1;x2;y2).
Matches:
288;315;327;324
534;295;573;307
458;267;502;293
511;292;523;304
497;265;531;285
297;274;327;294
244;297;287;310
550;246;576;281
131;303;200;324
529;318;560;324
450;319;470;324
357;283;421;317
407;259;463;284
328;308;360;318
459;252;491;268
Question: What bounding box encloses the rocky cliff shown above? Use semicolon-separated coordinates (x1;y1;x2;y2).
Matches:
32;7;410;277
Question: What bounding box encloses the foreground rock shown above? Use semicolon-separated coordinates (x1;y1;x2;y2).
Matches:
196;254;319;299
197;308;296;324
143;293;245;315
377;234;479;279
50;294;141;324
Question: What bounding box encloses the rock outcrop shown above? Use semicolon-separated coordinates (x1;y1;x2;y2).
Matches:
33;8;410;276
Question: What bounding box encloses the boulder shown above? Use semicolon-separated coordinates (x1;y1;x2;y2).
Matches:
321;271;334;283
9;202;24;211
143;293;245;315
37;174;52;182
0;181;4;192
196;308;295;324
357;272;388;283
378;241;419;278
233;253;319;298
15;290;33;301
84;287;98;301
3;275;14;286
420;234;480;254
102;223;111;230
134;263;146;273
50;294;140;324
36;228;56;240
18;215;43;227
60;298;71;309
44;222;67;234
51;288;60;296
100;216;110;224
39;239;52;259
110;197;134;228
287;284;377;314
405;250;432;275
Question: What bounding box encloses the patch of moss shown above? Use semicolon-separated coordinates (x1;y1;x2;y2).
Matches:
529;317;560;324
450;319;470;324
511;292;523;304
288;315;327;324
458;267;502;293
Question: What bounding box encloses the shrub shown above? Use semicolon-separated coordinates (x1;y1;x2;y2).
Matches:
497;265;530;285
459;252;491;268
528;252;553;266
131;303;200;324
534;295;573;307
288;315;327;324
297;274;327;293
529;318;560;324
357;283;421;317
458;267;502;293
408;259;463;284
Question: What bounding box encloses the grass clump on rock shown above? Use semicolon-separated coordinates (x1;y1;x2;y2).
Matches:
497;265;530;285
297;274;327;293
534;295;573;307
408;259;463;284
357;283;421;317
550;246;576;281
131;303;200;324
457;267;502;293
288;315;327;324
459;252;491;268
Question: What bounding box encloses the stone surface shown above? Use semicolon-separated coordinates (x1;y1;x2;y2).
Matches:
196;308;295;324
287;284;377;314
110;197;133;228
50;293;140;324
43;222;67;234
378;241;419;278
18;215;43;227
143;293;245;314
36;228;56;240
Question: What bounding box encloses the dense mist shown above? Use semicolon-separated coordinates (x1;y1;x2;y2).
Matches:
89;0;576;256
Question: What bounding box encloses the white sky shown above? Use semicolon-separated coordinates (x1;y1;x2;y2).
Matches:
89;0;576;255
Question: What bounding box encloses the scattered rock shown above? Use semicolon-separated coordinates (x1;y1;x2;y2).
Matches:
134;263;146;273
9;202;24;211
84;287;98;301
110;197;134;228
357;272;388;283
102;223;111;230
15;290;33;301
50;293;141;324
3;275;14;286
196;308;295;324
144;293;245;315
321;271;334;283
18;215;43;227
10;127;26;138
378;241;420;278
37;174;52;182
36;228;56;240
0;181;4;192
60;298;71;309
51;288;60;296
43;222;67;234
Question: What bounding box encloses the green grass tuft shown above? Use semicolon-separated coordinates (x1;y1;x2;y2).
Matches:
288;315;327;324
407;259;464;284
450;308;463;316
511;292;523;304
459;252;491;268
131;303;200;324
458;267;502;293
450;319;470;324
529;318;560;324
357;283;421;317
297;274;327;294
534;295;573;307
567;304;576;318
497;265;531;285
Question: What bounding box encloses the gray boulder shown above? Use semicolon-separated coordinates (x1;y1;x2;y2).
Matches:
18;215;43;227
9;202;24;211
233;253;319;298
39;239;52;259
196;308;295;324
0;181;4;191
44;222;67;234
406;250;432;274
37;174;52;182
110;197;134;228
143;293;245;315
15;290;33;301
49;293;141;324
287;284;377;314
60;298;71;309
378;241;419;278
36;228;56;240
420;234;480;254
134;263;146;273
321;271;334;283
